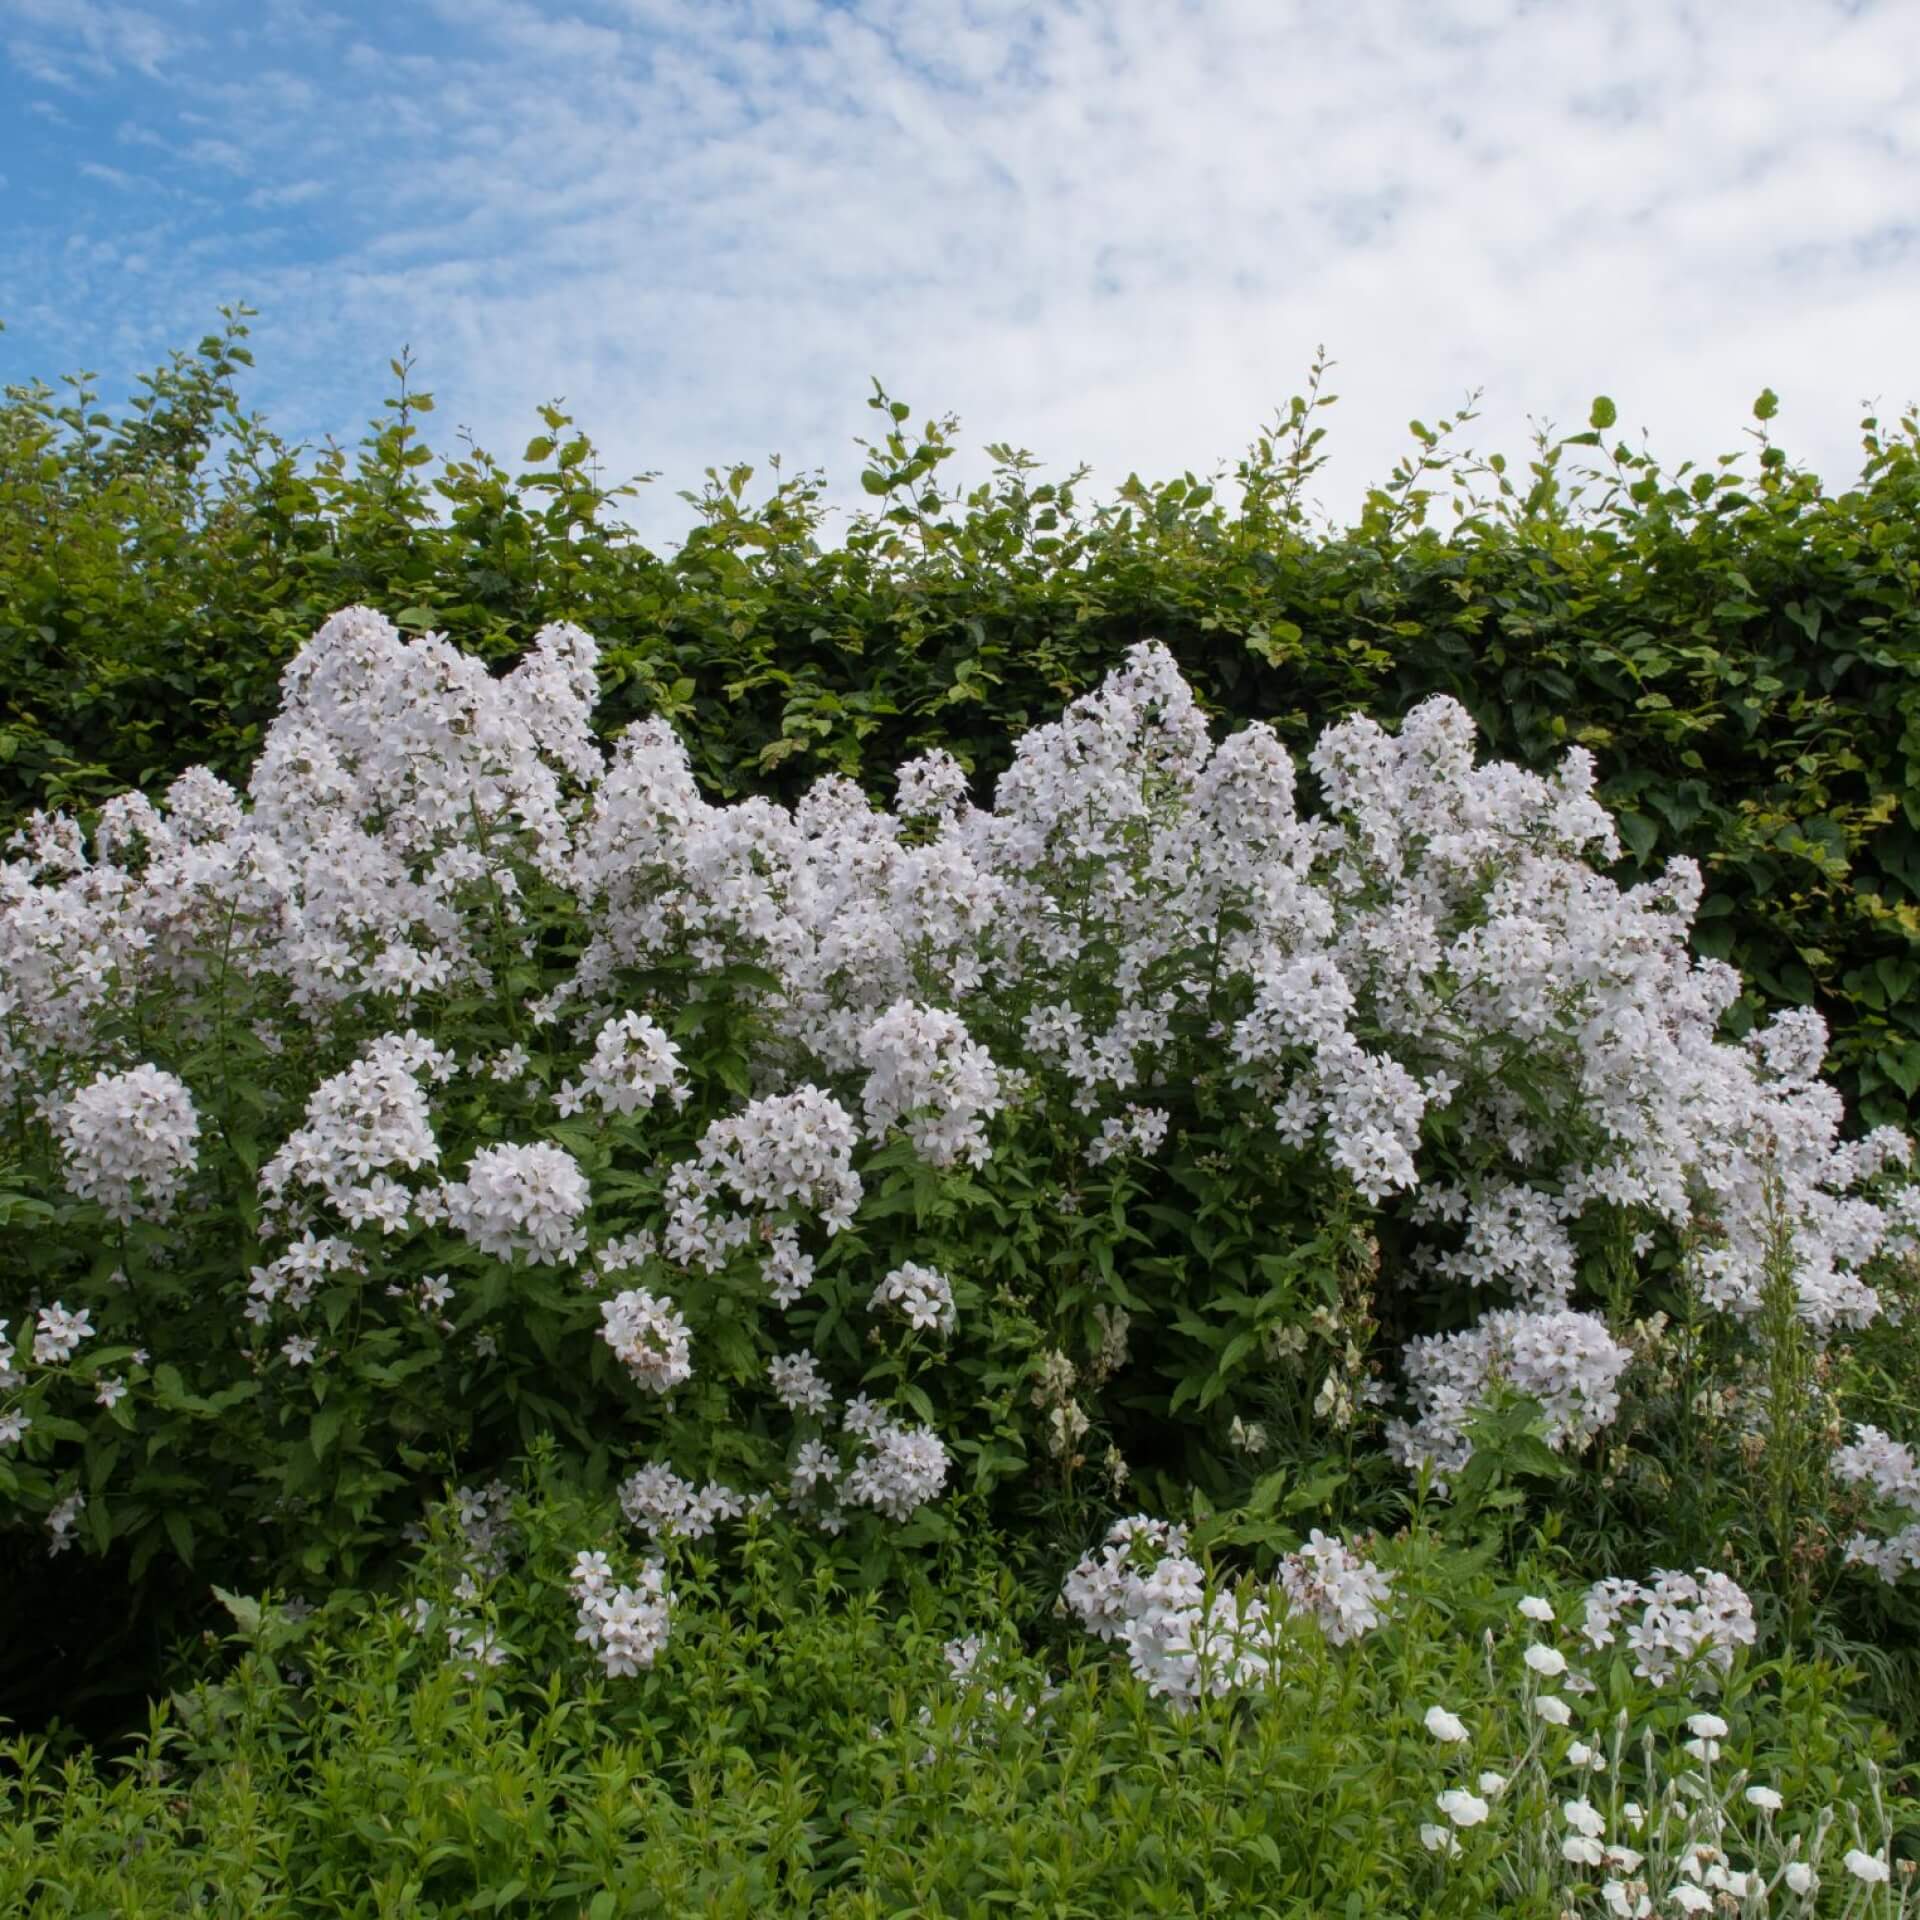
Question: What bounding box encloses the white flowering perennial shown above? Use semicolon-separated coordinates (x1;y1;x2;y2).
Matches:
568;1548;671;1678
841;1407;952;1522
1388;1309;1633;1487
12;608;1920;1565
869;1261;958;1336
56;1063;200;1223
664;1088;863;1281
31;1302;93;1367
1275;1528;1398;1646
556;1010;686;1118
258;1032;449;1235
1062;1517;1393;1706
615;1464;746;1542
1831;1423;1920;1585
1579;1570;1758;1688
599;1288;693;1394
441;1141;591;1265
855;1000;1004;1169
1402;1603;1901;1918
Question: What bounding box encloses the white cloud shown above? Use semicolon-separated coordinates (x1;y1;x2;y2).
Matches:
5;0;1920;556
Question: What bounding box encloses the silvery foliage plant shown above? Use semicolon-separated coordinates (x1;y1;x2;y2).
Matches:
4;606;1920;1606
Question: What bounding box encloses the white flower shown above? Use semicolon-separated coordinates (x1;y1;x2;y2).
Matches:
1418;1823;1460;1857
1435;1789;1489;1829
568;1550;613;1594
1424;1705;1469;1743
1533;1693;1572;1726
93;1376;128;1409
1524;1643;1567;1677
1518;1595;1555;1622
1389;1308;1631;1486
1671;1888;1712;1915
1563;1799;1605;1838
1476;1771;1508;1797
1784;1860;1816;1895
46;1489;85;1554
282;1335;317;1367
1685;1711;1728;1740
1561;1835;1604;1867
843;1413;950;1522
560;1010;686;1118
1843;1850;1890;1885
856;1000;1004;1170
1566;1741;1603;1770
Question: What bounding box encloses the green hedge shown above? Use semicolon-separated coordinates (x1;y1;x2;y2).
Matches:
7;315;1920;1126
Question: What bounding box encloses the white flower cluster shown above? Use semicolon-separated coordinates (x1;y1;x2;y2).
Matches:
1274;1528;1398;1646
768;1349;835;1418
440;1141;590;1265
56;1063;200;1223
1060;1516;1280;1706
246;1231;361;1324
46;1488;85;1555
259;1031;450;1235
598;1287;692;1394
1388;1308;1633;1486
1062;1517;1392;1705
869;1261;957;1336
1086;1104;1170;1166
1580;1569;1757;1687
1830;1423;1920;1585
893;747;972;821
1416;1599;1894;1914
568;1548;671;1678
615;1463;746;1542
840;1397;951;1522
556;1010;686;1118
663;1088;862;1279
31;1301;94;1367
855;1000;1004;1169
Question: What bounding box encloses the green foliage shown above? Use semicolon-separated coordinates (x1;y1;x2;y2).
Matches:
2;1504;1909;1917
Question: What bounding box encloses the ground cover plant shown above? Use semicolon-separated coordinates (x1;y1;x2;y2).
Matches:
1;1500;1913;1918
3;583;1920;1911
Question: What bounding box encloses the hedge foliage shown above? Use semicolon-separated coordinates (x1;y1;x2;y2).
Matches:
7;310;1920;1126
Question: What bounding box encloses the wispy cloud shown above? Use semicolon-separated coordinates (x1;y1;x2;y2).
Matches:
3;0;1920;554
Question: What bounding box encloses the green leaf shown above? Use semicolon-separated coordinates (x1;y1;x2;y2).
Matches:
212;1586;262;1637
522;436;556;463
1588;395;1617;431
1753;387;1779;422
311;1405;347;1461
163;1509;195;1565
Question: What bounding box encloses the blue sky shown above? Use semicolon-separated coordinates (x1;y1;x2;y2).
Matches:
4;0;1919;555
